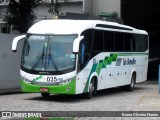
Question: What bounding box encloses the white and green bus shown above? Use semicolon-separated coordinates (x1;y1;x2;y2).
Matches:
12;20;149;98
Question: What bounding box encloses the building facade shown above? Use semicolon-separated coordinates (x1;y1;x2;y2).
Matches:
0;0;84;33
0;0;121;33
84;0;121;18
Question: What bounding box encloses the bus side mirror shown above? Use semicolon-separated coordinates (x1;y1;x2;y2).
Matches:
12;35;26;52
73;36;84;53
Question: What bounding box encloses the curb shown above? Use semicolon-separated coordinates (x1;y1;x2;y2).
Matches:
0;88;21;95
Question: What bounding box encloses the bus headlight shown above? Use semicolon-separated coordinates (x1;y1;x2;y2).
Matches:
21;76;31;84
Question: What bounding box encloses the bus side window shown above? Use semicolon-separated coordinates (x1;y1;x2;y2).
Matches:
134;34;148;52
143;35;148;51
125;33;135;51
115;32;125;51
104;31;114;51
93;30;103;52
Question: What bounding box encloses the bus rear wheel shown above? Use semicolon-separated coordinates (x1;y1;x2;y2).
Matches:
41;93;50;98
125;74;136;91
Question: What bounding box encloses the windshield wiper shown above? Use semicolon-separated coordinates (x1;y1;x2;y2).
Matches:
48;45;58;71
31;45;45;70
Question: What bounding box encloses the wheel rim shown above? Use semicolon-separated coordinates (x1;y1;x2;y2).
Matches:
131;77;135;88
89;82;94;93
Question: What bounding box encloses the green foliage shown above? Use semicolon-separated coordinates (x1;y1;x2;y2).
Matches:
4;0;42;33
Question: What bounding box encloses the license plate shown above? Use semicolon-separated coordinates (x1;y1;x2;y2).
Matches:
40;88;49;92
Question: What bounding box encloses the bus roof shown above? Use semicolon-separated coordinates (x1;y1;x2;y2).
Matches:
27;20;148;35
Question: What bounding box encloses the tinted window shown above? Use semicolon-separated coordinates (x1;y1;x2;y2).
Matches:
115;32;124;51
104;31;114;51
125;33;135;51
93;30;103;51
134;34;148;52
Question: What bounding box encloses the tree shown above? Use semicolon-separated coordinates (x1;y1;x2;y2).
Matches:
4;0;42;33
50;0;69;17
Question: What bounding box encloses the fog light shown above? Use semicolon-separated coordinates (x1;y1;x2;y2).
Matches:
66;86;71;91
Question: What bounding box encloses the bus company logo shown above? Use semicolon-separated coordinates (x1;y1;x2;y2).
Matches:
123;58;136;65
2;112;12;118
39;72;51;75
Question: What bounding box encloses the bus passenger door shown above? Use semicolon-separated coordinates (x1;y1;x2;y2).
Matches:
97;68;106;90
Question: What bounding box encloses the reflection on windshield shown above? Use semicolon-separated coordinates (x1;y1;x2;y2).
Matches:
21;34;77;74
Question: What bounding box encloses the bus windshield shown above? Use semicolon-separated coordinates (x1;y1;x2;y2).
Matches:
21;34;78;74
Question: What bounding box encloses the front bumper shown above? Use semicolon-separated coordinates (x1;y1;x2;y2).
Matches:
20;79;76;94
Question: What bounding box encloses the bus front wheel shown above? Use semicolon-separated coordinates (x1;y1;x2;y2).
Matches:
85;78;96;99
41;93;50;98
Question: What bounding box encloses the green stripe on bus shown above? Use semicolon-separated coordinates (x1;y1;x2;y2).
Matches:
104;57;109;66
83;53;118;93
113;54;118;61
96;60;104;75
83;64;98;93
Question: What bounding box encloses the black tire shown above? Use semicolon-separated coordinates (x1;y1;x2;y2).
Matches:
125;74;136;91
41;93;50;98
85;78;96;99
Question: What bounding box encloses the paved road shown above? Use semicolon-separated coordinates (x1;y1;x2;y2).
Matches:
0;81;160;120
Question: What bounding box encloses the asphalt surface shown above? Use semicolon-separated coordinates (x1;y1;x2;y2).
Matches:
0;81;160;120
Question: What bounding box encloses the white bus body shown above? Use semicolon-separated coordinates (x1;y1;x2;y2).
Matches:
12;20;149;98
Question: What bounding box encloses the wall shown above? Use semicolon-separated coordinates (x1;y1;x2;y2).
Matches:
0;5;7;19
60;2;83;15
0;33;23;90
35;4;53;20
0;2;83;21
83;0;92;14
35;2;83;20
85;0;121;18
